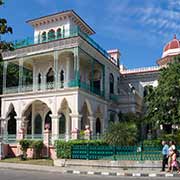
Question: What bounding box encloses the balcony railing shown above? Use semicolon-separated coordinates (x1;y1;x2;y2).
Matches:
4;79;104;98
11;27;115;64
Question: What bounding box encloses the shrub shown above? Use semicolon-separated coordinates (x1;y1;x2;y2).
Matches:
143;139;161;147
31;140;43;159
19;139;31;160
55;139;107;159
104;122;138;146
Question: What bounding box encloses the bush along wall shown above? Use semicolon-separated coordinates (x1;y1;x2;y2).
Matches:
54;140;107;159
19;139;43;160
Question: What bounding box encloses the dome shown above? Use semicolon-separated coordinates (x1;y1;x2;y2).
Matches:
163;35;180;52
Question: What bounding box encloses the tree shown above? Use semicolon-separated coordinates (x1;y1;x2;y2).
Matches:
0;0;13;61
145;56;180;127
0;0;14;94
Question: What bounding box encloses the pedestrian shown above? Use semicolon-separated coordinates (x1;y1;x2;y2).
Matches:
167;141;176;172
171;149;180;173
161;140;169;171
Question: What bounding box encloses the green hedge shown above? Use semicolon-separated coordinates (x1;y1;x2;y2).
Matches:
54;140;107;159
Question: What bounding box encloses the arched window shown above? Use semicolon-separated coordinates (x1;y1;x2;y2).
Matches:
57;28;61;39
34;114;42;134
38;73;41;90
59;113;66;134
60;70;64;88
45;111;52;131
46;68;54;89
109;73;114;94
96;118;101;134
48;29;55;41
42;32;46;42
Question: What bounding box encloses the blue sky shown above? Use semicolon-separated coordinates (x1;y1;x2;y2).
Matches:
1;0;180;69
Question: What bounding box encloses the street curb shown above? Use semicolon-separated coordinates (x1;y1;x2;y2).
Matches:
0;163;179;178
64;169;180;177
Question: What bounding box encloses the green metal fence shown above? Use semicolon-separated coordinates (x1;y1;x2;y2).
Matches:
71;145;164;161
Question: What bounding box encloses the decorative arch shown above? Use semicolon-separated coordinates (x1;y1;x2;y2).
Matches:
22;99;52;117
81;100;93;130
58;98;72;137
109;73;114;94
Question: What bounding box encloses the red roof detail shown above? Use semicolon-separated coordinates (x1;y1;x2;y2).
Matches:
163;35;180;52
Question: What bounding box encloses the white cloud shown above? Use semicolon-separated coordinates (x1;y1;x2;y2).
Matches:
101;1;180;46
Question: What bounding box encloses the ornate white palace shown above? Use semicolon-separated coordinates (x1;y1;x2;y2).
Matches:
1;10;179;145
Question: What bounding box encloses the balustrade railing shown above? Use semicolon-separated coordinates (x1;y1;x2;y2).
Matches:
4;80;104;98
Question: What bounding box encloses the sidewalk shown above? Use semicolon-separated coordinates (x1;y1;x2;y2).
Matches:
0;162;179;178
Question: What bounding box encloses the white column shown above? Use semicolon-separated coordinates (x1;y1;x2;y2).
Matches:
33;63;36;91
70;114;82;131
88;116;95;137
16;116;25;140
51;115;59;144
65;113;70;141
2;61;7;94
54;51;58;89
66;57;70;83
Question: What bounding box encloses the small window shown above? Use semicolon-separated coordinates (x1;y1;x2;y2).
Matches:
57;28;61;39
42;32;46;42
48;29;55;41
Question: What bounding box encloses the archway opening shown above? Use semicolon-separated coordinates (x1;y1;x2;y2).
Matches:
81;102;90;130
109;73;114;94
46;68;54;89
60;70;64;88
59;113;66;135
96;118;101;134
45;111;52;131
34;114;42;134
48;29;55;41
7;104;17;135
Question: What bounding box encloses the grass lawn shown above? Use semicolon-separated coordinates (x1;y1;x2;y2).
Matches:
0;158;54;166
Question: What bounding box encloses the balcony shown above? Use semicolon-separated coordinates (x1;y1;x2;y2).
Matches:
3;27;114;63
4;80;104;98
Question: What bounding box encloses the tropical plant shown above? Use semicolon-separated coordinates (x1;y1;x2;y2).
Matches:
104;121;138;145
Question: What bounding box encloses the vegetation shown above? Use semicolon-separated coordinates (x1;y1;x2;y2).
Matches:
19;139;44;160
55;140;107;159
145;56;180;129
19;139;31;160
31;140;44;159
104;121;138;146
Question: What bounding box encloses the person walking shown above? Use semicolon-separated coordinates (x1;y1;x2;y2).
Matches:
161;140;169;171
167;141;176;172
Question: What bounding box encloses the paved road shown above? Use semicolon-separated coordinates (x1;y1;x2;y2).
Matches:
0;168;178;180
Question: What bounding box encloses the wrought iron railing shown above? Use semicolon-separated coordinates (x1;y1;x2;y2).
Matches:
71;145;163;161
